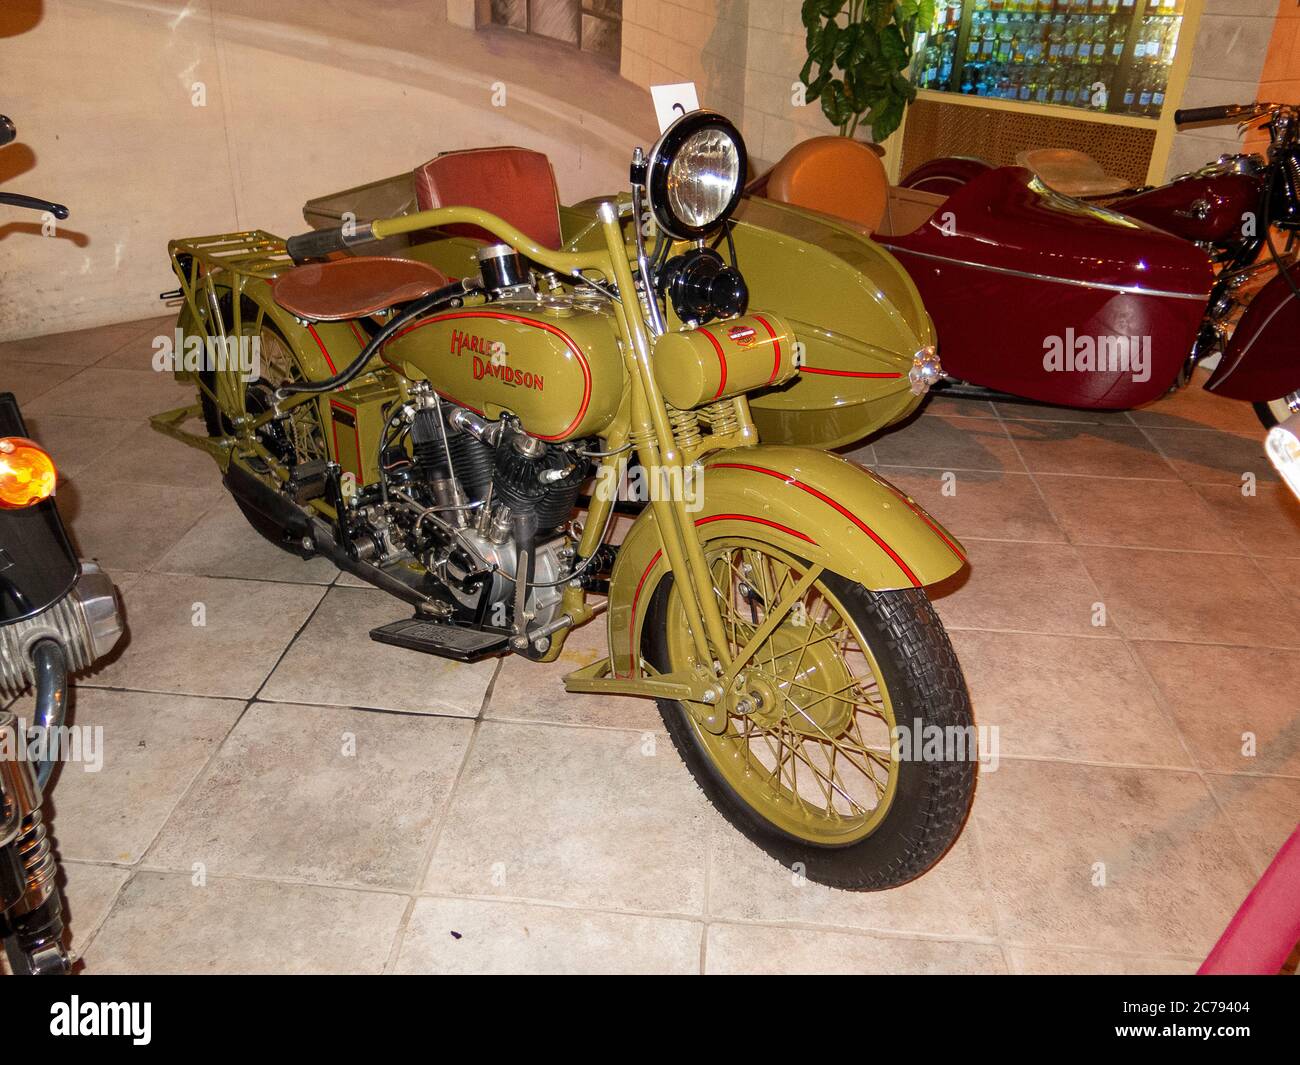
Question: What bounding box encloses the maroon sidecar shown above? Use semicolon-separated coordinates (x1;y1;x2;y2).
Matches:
873;166;1214;409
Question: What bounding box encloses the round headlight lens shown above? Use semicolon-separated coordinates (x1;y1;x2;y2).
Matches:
646;111;747;239
666;127;742;230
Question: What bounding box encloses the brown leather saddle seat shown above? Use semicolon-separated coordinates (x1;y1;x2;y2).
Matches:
271;256;451;322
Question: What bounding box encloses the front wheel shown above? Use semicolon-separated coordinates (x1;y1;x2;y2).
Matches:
644;538;975;890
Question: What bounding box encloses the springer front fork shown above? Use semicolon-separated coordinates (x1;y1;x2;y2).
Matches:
0;710;68;975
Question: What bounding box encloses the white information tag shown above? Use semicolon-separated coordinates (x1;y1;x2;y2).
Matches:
650;82;700;133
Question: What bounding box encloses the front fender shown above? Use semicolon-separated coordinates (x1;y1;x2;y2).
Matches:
606;445;967;678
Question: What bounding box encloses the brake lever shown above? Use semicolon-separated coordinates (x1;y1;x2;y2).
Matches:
0;192;69;220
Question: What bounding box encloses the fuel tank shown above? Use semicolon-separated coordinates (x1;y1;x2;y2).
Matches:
1113;172;1263;245
381;299;626;441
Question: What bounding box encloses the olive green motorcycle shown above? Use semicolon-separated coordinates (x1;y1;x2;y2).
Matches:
153;110;973;889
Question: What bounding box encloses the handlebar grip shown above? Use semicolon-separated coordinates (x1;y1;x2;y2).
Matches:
1174;104;1248;126
285;222;375;263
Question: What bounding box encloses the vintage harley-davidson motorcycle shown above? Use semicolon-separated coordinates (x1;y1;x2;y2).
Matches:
761;102;1300;424
0;115;125;975
153;110;975;889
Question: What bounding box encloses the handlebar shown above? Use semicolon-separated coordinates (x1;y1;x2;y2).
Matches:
284;204;616;276
1174;102;1276;127
0;116;14;148
0;192;68;219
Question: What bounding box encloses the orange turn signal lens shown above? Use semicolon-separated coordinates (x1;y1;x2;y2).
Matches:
0;437;57;509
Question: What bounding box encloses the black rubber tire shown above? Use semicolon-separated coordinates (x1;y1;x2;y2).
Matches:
645;570;975;891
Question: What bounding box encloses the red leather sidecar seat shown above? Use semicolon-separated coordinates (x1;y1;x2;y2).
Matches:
765;136;890;233
413;147;562;249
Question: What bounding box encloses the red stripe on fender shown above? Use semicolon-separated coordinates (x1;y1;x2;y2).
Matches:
385;311;592;441
751;314;783;385
698;326;728;400
876;479;966;565
623;513;819;679
711;462;921;587
800;366;902;379
307;324;339;374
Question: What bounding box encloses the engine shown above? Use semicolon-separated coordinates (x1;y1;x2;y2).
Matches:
359;389;591;651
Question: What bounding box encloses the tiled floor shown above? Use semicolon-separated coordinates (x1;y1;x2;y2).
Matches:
3;317;1298;974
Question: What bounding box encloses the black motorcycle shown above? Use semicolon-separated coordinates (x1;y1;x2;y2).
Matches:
0;115;123;975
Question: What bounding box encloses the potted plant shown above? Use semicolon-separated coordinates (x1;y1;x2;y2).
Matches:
799;0;933;142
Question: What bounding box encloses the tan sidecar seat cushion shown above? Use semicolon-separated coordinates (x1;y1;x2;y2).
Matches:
1014;148;1132;198
766;136;890;233
413;146;562;249
271;256;451;321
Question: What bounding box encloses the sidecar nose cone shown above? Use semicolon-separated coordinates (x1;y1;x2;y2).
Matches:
909;346;943;396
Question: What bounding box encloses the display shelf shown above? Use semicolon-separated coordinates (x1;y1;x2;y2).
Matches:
913;0;1186;121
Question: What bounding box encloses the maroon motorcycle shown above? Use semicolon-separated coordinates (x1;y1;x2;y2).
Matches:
755;102;1300;426
890;101;1300;426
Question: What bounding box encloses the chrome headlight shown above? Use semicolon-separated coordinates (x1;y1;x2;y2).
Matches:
645;110;747;240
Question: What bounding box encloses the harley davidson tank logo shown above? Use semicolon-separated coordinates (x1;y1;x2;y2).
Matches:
727;325;757;346
472;355;544;392
449;328;505;360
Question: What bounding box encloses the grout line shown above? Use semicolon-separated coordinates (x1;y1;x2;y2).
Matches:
380;656;506;974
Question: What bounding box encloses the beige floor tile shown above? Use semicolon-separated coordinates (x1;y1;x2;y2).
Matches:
14;689;247;864
146;702;472;889
0;321;148;367
1007;947;1199;975
95;316;180;369
2;360;80;405
867;415;1025;473
1265;560;1300;602
260;586;495;715
708;822;996;938
425;721;709;913
54;477;220;572
394;897;700;974
25;367;193;423
1006;422;1177;480
1079;546;1300;647
486;617;661;730
24;413;138;477
87;572;325;698
974;759;1258;955
923;396;997;418
1128;373;1265;434
1193;483;1300;558
81;872;407;974
1035;474;1238;551
931;540;1105;636
62;862;133;969
951;629;1190;767
704;923;1005;974
155;492;338;584
1205;774;1300;874
1133;641;1300;777
77;421;221;489
1144;427;1278;486
993;400;1134;425
875;467;1065;543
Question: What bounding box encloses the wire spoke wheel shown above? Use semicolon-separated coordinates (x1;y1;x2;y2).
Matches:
645;534;975;890
665;538;898;846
